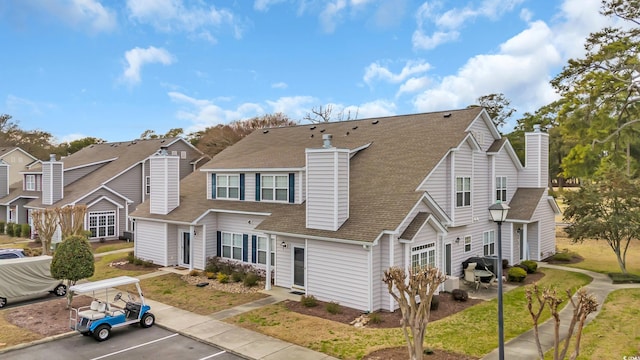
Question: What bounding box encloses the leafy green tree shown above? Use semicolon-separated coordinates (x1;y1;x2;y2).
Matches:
563;166;640;274
51;235;95;308
469;93;516;129
552;0;640;179
61;137;105;155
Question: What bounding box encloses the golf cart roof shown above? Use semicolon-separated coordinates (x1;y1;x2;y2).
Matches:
70;276;140;293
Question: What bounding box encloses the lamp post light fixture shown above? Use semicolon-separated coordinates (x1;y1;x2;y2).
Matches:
488;201;510;360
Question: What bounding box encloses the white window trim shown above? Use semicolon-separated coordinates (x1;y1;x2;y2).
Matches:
456;177;471;207
411;242;436;270
88;211;116;239
25;175;36;191
145;176;150;195
483;230;495;256
260;174;289;202
216;174;240;200
496;176;507;202
464;235;472;253
256;235;275;265
221;231;243;261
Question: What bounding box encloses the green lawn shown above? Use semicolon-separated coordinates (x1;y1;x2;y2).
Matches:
226;268;591;359
93;241;134;253
90;253;158;281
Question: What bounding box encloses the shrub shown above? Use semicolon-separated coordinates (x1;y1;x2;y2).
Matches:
508;267;527;282
452;289;468;302
23;247;43;257
20;224;30;238
243;272;259;287
430;295;440;311
300;295;318;307
521;260;538;274
189;269;201;277
127;251;135;262
0;221;4;234
217;273;229;283
231;271;244;283
6;223;14;236
325;301;342;314
368;312;383;324
205;272;216;279
551;252;572;262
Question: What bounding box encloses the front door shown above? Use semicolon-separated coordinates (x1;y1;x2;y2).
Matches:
293;247;305;288
180;232;191;266
519;231;525;261
444;243;452;276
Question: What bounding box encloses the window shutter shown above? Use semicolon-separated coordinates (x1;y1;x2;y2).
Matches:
211;173;216;199
240;173;245;201
255;173;261;201
288;173;295;203
216;231;221;257
251;235;257;263
242;234;249;262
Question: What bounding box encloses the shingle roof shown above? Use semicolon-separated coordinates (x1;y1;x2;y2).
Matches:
399;212;430;240
507;188;546;221
132;108;485;242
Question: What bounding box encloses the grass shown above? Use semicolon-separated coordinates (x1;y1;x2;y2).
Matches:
0;314;42;349
226;268;591;359
89;253;158;281
93;241;134;254
118;273;268;315
544;288;640;359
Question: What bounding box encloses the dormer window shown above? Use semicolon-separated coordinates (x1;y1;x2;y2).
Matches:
217;174;240;200
25;175;36;191
261;175;288;202
456;177;471;207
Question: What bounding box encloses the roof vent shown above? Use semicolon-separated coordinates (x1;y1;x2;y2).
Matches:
263;130;269;134
310;134;314;138
345;131;350;136
443;113;452;118
310;126;316;130
322;134;333;148
320;129;325;133
352;126;358;130
372;120;379;124
159;146;169;156
49;154;56;161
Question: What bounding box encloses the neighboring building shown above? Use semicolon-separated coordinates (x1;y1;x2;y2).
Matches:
0;138;207;242
0;147;39;185
130;108;560;312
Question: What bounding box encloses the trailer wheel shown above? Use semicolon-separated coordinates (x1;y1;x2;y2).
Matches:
93;324;111;341
140;313;155;328
54;284;67;296
0;297;6;308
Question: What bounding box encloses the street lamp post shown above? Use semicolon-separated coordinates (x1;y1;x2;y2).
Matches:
489;202;510;360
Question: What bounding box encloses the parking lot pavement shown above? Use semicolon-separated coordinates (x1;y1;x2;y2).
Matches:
2;326;244;360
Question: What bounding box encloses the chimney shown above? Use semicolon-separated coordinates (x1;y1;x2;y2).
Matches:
42;154;63;205
0;160;9;198
521;125;549;188
149;148;180;215
305;135;350;231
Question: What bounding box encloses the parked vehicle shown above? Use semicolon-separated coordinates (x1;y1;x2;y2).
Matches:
69;276;155;341
0;255;66;308
0;248;26;259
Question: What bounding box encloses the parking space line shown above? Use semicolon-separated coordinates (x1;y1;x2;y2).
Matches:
198;350;227;360
89;333;179;360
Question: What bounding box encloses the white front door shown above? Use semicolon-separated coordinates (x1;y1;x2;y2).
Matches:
180;231;191;267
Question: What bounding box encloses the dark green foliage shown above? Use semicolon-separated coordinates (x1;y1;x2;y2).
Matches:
126;251;155;267
325;301;341;314
243;272;259;287
452;289;469;302
520;260;538;274
20;224;30;238
552;252;573;262
608;273;640;284
300;295;318;307
0;221;4;234
368;312;383;324
51;235;95;282
231;271;244;282
508;267;527;282
6;223;14;236
430;295;440;311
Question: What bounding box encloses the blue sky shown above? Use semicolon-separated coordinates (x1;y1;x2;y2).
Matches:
0;0;612;143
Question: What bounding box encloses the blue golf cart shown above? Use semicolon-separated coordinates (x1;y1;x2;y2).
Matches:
69;276;155;341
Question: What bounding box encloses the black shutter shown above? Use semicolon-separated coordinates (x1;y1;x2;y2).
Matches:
240;173;245;200
288;173;295;203
211;173;216;199
255;173;261;201
242;234;249;262
251;235;257;263
216;231;221;257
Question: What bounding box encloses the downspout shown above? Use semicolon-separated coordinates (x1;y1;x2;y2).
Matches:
366;243;373;313
389;233;394;312
189;225;195;271
202;224;206;271
265;234;272;290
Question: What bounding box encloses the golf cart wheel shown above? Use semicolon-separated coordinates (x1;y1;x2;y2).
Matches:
93;324;111;342
140;313;155;328
54;284;67;296
0;297;6;308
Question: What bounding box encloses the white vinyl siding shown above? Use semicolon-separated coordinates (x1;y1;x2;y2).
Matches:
88;211;116;238
306;148;350;231
261;175;288;202
483;230;495;256
105;164;143;205
217;174;239;200
134;221;167;266
456;177;471;207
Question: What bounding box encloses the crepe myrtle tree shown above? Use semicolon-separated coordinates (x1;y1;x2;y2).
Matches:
383;265;446;360
51;235;94;308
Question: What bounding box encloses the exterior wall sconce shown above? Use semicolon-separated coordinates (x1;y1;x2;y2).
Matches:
193;230;197;236
281;241;287;248
455;237;460;244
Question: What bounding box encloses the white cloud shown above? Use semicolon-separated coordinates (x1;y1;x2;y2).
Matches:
266;96;318;118
126;0;243;40
319;0;347;33
56;133;88;144
412;0;523;50
121;46;175;85
271;82;288;89
24;0;117;32
363;60;431;86
254;0;286;11
344;100;396;119
396;77;430;97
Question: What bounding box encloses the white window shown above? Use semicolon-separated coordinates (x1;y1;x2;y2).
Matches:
171;150;178;156
464;235;472;253
89;211;116;238
256;236;276;265
222;232;243;260
261;175;288;202
483;231;495;256
496;176;507;202
145;176;150;195
217;175;240;199
411;243;436;270
456;177;471;207
180;151;187;159
25;175;36;191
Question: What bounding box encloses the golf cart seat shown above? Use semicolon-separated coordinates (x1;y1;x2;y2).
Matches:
78;301;107;320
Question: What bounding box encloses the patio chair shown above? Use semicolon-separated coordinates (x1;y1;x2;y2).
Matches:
463;262;480;290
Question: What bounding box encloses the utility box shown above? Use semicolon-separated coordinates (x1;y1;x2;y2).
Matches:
444;276;459;292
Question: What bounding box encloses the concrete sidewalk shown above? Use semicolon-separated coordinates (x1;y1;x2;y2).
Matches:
482;263;640;360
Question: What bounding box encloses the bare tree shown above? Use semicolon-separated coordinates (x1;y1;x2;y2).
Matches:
382;266;446;360
526;284;599;360
303;104;359;123
56;205;87;239
32;209;58;255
